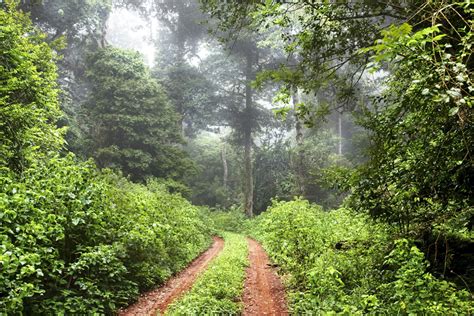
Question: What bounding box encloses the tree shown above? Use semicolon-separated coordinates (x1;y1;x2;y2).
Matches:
0;1;64;174
185;131;241;207
18;0;113;153
199;0;420;123
156;62;218;137
350;2;473;236
114;0;218;136
253;115;293;214
82;47;193;182
18;0;111;45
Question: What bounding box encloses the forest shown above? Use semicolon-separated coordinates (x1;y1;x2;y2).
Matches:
0;0;473;314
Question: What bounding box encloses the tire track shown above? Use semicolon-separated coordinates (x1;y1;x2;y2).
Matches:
243;238;288;316
118;236;224;316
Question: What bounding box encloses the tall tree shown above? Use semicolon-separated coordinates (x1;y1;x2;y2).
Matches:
292;89;306;196
152;0;218;136
18;0;113;153
156;62;218;137
199;43;261;216
115;0;218;136
83;47;193;181
0;2;64;174
243;45;256;216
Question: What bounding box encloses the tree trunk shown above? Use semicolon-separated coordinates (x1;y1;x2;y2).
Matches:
243;51;254;217
222;142;228;191
338;111;343;155
293;89;305;197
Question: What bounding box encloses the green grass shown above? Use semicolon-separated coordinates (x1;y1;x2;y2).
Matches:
165;232;248;315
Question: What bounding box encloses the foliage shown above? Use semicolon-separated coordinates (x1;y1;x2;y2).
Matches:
156;63;218;137
184;132;241;208
253;121;294;213
251;200;473;314
0;7;212;313
166;232;248;315
17;0;113;154
206;207;248;234
0;3;64;173
199;0;413;112
0;154;212;313
297;126;353;209
380;239;473;314
18;0;112;43
350;3;473;238
82;47;194;182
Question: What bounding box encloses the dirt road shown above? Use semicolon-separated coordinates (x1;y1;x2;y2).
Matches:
243;238;289;316
118;236;224;316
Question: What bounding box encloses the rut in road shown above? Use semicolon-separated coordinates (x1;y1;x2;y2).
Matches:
243;238;288;316
118;236;224;316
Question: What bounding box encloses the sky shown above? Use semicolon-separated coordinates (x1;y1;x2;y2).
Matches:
106;6;213;68
106;8;156;66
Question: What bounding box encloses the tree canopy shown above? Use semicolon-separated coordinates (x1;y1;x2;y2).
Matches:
83;47;193;182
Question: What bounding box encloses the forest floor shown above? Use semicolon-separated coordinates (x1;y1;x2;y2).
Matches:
118;235;288;315
118;236;224;316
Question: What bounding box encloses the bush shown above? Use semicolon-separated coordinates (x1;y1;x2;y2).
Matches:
0;155;212;313
206;207;248;233
0;5;212;313
251;199;473;315
0;2;64;173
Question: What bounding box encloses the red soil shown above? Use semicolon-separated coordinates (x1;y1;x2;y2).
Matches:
118;236;224;316
243;238;289;316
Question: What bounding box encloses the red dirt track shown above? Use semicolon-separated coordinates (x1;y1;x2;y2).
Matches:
243;238;289;316
118;236;224;316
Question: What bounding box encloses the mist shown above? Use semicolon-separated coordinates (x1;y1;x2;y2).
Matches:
2;0;472;314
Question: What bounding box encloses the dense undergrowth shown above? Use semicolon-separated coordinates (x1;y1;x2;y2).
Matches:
205;208;249;234
166;232;248;315
1;155;212;314
0;5;213;314
251;200;473;315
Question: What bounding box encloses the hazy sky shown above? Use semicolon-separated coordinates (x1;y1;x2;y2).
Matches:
106;8;156;66
106;7;212;68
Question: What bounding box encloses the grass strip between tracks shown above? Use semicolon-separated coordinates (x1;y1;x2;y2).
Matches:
165;232;248;315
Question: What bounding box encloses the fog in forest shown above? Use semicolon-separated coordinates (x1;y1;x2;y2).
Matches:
2;1;472;314
94;0;374;215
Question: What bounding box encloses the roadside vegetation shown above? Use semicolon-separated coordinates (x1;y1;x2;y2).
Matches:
0;6;211;314
205;208;249;234
252;200;473;314
166;232;248;315
1;0;473;314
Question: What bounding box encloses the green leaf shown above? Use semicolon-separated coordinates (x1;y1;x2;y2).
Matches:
449;107;459;116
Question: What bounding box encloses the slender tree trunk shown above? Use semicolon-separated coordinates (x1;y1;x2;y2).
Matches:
338;111;343;155
243;52;254;217
222;142;228;191
293;89;305;197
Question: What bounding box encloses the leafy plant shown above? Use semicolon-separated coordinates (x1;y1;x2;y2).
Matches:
251;200;473;314
82;46;194;182
0;1;64;173
0;6;213;313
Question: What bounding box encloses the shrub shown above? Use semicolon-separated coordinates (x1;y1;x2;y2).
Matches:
0;155;212;313
207;207;248;233
0;5;212;313
252;199;473;314
0;1;64;173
